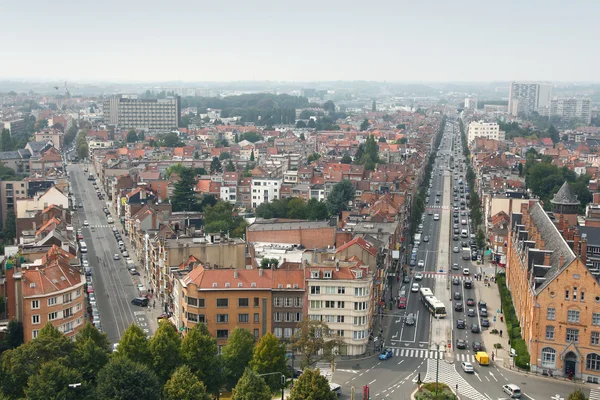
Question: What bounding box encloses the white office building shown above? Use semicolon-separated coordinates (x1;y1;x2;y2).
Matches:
103;95;180;132
251;178;282;208
508;81;552;117
549;97;592;124
467;121;505;143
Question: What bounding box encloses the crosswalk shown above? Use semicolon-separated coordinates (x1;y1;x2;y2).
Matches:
416;273;473;281
590;389;600;400
424;359;486;400
86;225;114;229
391;347;475;362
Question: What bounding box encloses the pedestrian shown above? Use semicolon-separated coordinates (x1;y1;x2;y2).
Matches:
153;300;156;309
455;384;458;392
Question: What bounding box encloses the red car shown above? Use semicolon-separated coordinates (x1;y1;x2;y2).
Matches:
466;298;475;306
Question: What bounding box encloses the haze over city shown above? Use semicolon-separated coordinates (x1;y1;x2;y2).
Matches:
3;0;600;82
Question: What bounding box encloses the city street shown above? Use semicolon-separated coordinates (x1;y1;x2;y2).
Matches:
69;162;155;345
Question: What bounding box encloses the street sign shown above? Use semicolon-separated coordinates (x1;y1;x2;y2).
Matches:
497;309;501;314
493;316;497;322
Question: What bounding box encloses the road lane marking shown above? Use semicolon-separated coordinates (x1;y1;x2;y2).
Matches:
398;360;404;365
369;379;377;385
522;394;537;400
484;393;492;400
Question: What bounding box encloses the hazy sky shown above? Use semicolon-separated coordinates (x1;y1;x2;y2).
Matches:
2;0;599;82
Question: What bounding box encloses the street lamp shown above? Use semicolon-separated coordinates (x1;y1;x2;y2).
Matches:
67;383;81;400
430;341;447;400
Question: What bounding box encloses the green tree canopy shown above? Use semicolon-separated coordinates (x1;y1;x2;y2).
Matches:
170;167;200;212
149;320;181;382
323;100;336;114
219;151;231;160
567;389;587;400
241;132;263;143
126;129;138;142
210;156;223;174
165;163;186;178
290;319;344;369
340;154;352;164
0;129;14;152
360;118;370;131
115;324;152;367
162;132;183;147
305;198;329;220
25;360;85;400
232;368;272;400
222;328;256;390
296;120;307;128
0;320;23;352
3;210;16;243
203;201;247;237
180;324;224;395
250;332;287;392
289;368;336;400
96;357;160;400
163;365;211;400
326;180;355;216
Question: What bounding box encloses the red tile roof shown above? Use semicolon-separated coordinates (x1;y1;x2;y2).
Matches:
336;237;377;257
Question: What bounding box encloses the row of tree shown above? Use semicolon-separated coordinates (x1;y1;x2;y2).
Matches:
354;134;380;170
0;317;341;400
255;197;329;221
75;131;89;160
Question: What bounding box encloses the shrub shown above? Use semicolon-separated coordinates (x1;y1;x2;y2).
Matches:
512;327;522;339
416;382;457;400
494;343;502;349
491;329;499;334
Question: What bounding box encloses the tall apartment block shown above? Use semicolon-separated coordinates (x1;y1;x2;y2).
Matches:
508;81;552;117
550;97;592;124
103;95;180;132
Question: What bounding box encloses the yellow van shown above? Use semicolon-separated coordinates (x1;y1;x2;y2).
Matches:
475;351;489;366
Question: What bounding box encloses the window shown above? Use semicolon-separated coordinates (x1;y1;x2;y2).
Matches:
337;287;345;294
238;298;249;307
48;297;57;306
310;300;322;309
323;270;332;279
592;332;600;346
295;312;302;322
254;329;259;338
337;315;345;323
325;301;335;308
325;315;335;323
294;297;303;307
573;287;578;300
238;314;249;323
186;297;199;307
254;298;259;307
32;315;40;325
310;286;320;295
568;309;580;323
216;314;229;323
274;328;283;338
274;312;282;322
198;314;206;323
587;353;600;371
565;290;569;300
354;302;367;311
309;315;322;321
545;326;555;340
284;298;293;307
310;271;319;278
63;308;72;318
354;316;367;325
336;330;345;337
593;313;600;326
284;328;293;338
284;313;293;322
566;328;579;342
547;307;555;320
216;330;229;339
274;297;282;307
254;313;260;322
216;298;229;308
48;312;58;321
63;293;72;303
355;287;368;296
187;312;198;322
31;300;40;309
353;330;367;340
32;330;39;339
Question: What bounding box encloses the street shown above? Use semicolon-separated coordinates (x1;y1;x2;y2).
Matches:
69;162;155;344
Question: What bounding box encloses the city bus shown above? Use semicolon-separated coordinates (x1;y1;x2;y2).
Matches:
419;287;446;318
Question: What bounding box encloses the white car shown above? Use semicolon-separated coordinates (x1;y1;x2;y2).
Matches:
414;272;423;281
83;220;89;227
463;268;470;276
461;361;474;373
113;254;120;260
417;260;425;268
433;214;440;221
411;283;420;292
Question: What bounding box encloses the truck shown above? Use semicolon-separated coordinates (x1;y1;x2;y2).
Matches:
475;351;489;366
462;247;471;260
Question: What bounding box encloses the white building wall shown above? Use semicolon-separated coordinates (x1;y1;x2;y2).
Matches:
251;178;281;208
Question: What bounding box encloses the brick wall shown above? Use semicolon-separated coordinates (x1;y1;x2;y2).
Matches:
247;226;335;249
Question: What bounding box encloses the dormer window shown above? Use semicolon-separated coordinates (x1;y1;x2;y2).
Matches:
356;271;363;279
324;270;332;279
310;270;320;279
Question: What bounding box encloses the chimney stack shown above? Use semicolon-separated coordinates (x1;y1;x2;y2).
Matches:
259;268;263;277
559;254;564;267
581;234;588;265
543;252;551;266
574;232;581;255
234;269;238;279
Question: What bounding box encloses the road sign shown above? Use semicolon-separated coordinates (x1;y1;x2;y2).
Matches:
497;309;501;314
493;316;497;322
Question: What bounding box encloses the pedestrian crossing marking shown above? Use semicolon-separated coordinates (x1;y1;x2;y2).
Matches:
417;273;474;281
391;347;475;362
590;389;600;400
424;359;486;400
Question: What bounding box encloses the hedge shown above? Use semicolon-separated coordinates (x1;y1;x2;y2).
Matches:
496;273;531;370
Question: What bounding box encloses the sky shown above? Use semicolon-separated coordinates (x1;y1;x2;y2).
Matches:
2;0;599;83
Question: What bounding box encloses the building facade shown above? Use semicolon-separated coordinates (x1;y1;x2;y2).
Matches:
508;81;553;116
271;269;305;342
467;121;505;144
506;201;600;382
305;261;373;356
2;118;25;136
549;98;592;124
251;178;282;208
103;95;181;132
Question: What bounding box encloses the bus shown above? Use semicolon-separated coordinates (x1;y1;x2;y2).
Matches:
80;241;88;253
419;287;446;318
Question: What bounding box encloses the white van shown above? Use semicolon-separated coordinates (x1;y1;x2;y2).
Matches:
329;383;342;397
461;229;468;238
80;241;88;253
502;384;521;398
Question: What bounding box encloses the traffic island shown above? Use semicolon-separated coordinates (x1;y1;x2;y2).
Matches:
413;382;458;400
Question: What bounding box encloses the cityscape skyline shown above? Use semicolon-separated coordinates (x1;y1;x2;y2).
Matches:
3;0;600;82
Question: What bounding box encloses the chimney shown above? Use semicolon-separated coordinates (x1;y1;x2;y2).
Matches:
581;234;588;265
336;260;340;272
574;232;580;255
543;252;551;266
234;269;238;279
259;268;263;277
559;254;564;267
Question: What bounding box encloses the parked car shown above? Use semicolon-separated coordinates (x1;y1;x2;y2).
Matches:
131;297;149;307
113;254;120;260
403;275;410;283
471;324;481;333
129;268;140;276
481;318;490;327
480;308;488;317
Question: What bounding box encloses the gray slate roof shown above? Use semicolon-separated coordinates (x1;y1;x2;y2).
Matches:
551;181;579;205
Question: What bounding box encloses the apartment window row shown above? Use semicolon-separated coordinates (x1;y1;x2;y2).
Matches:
187;297;260;308
324;315;345;324
32;305;80;325
273;297;303;307
565;286;585;302
274;327;299;338
354;302;368;311
273;312;302;323
353;330;367;340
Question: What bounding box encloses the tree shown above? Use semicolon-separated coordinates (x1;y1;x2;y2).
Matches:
234;133;239;143
250;150;255;162
226;160;236;172
360;118;370;131
307;119;316;128
3;210;16;243
222;328;256;390
126;129;138;142
326;180;355;216
180;324;224;395
0;129;13;152
287;197;307;219
296;120;306;128
75;131;89;160
289;368;336;400
241;132;263;143
290;318;345;369
260;258;280;269
25;360;84;400
378;136;387;143
219;151;231;160
71;335;110;384
163;365;211;400
567;389;587;400
34;119;48;132
115;324;152;367
323;100;336;114
162;132;183;147
305;198;329;220
0;320;23;352
149;320;181;382
232;368;272;400
372;100;376;112
250;332;287;392
210;156;222;174
170;167;200;212
476;228;486;250
547;125;560;143
165;163;186;178
96;357;160;400
337;154;351;165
